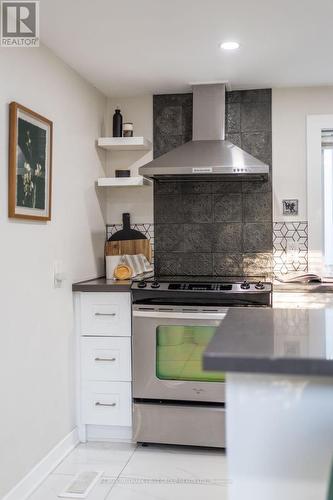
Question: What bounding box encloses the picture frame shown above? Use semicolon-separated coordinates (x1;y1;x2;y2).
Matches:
8;102;53;221
282;199;299;216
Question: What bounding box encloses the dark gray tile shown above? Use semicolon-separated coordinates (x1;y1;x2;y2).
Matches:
154;253;183;276
183;194;213;223
154;133;184;158
214;194;242;222
154;93;193;110
181;253;213;276
181;181;212;194
241;132;272;165
184;224;213;252
213;223;242;252
226;91;241;103
155;105;182;135
213;253;243;276
241;89;271;103
226;133;242;148
182;101;193;139
153;93;193;159
154;181;182;195
242;173;272;194
226;103;241;134
155;224;184;252
243;191;272;222
243;223;273;252
212;181;242;194
154;195;183;223
241;103;271;133
243;252;273;277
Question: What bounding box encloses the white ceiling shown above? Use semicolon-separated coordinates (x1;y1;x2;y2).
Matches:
40;0;333;97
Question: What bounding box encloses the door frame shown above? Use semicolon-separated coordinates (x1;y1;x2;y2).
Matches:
307;114;333;273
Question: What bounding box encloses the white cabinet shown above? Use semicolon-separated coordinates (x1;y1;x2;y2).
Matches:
82;381;132;426
81;337;131;382
81;292;131;336
75;291;132;442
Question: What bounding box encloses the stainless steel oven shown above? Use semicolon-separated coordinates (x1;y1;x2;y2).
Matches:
133;304;227;402
132;304;227;447
131;278;272;448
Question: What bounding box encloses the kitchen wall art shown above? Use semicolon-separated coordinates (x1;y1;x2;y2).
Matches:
8;102;53;221
282;199;299;215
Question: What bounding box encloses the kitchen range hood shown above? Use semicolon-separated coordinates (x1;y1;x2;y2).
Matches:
139;83;269;181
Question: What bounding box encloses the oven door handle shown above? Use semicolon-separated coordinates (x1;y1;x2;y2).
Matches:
132;310;227;321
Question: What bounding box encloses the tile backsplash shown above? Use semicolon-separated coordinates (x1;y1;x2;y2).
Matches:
153;89;273;277
106;221;308;277
273;221;308;275
153;181;272;277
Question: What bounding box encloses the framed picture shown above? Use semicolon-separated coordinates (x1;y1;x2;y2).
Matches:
8;102;53;221
283;199;299;216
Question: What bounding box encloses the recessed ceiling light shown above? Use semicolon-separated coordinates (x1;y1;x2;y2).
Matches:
220;41;240;51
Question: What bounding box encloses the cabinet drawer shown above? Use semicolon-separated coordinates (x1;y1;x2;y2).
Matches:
81;337;131;382
80;293;131;336
82;381;132;426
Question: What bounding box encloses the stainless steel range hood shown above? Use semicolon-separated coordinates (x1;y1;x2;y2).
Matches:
139;83;269;181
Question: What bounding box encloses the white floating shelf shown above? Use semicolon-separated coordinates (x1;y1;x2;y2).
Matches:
97;137;152;151
97;176;152;187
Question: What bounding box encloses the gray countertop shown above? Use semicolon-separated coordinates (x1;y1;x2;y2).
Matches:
72;277;132;292
204;307;333;376
273;281;333;293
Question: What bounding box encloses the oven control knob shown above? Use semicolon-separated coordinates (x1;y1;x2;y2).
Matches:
151;281;160;289
255;281;265;290
137;281;147;288
240;280;251;290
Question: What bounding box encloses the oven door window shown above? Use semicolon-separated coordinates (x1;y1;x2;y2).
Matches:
156;325;225;382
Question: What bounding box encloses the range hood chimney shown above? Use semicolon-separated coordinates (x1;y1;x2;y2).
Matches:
139;83;269;181
192;83;225;140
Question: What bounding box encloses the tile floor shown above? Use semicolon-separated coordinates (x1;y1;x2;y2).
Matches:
28;442;229;499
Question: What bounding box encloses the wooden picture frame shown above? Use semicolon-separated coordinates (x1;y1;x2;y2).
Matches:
8;102;53;221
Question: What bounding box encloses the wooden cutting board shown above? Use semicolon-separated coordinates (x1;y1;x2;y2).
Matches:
105;239;152;263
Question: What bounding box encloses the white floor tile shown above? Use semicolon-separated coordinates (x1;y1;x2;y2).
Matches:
105;482;229;500
54;442;137;477
28;473;115;500
120;444;228;481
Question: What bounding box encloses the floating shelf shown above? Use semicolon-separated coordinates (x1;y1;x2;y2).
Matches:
97;137;152;151
97;176;152;187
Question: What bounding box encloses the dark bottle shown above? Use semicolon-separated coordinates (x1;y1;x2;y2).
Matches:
113;108;123;137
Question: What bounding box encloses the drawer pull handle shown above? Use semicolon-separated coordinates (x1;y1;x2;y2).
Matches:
95;402;116;407
95;312;116;317
94;357;116;362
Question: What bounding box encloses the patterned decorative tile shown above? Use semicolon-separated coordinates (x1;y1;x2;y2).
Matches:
106;223;155;262
214;194;242;222
106;220;309;277
273;221;308;275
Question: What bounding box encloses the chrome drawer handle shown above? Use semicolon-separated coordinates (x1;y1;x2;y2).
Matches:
95;402;116;407
94;357;116;362
94;312;116;317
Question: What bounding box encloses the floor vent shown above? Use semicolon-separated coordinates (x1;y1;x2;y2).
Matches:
58;471;103;498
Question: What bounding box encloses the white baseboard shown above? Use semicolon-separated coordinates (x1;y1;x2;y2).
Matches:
3;428;79;500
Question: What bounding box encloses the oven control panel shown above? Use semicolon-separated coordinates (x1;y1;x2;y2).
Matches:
132;280;272;293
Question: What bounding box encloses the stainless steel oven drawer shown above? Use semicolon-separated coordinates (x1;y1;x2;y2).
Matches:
133;402;226;448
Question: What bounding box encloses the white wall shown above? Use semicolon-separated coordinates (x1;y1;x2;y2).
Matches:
272;86;333;221
105;96;153;224
0;45;107;497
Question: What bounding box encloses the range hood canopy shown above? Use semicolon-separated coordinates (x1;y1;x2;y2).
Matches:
139;83;269;181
